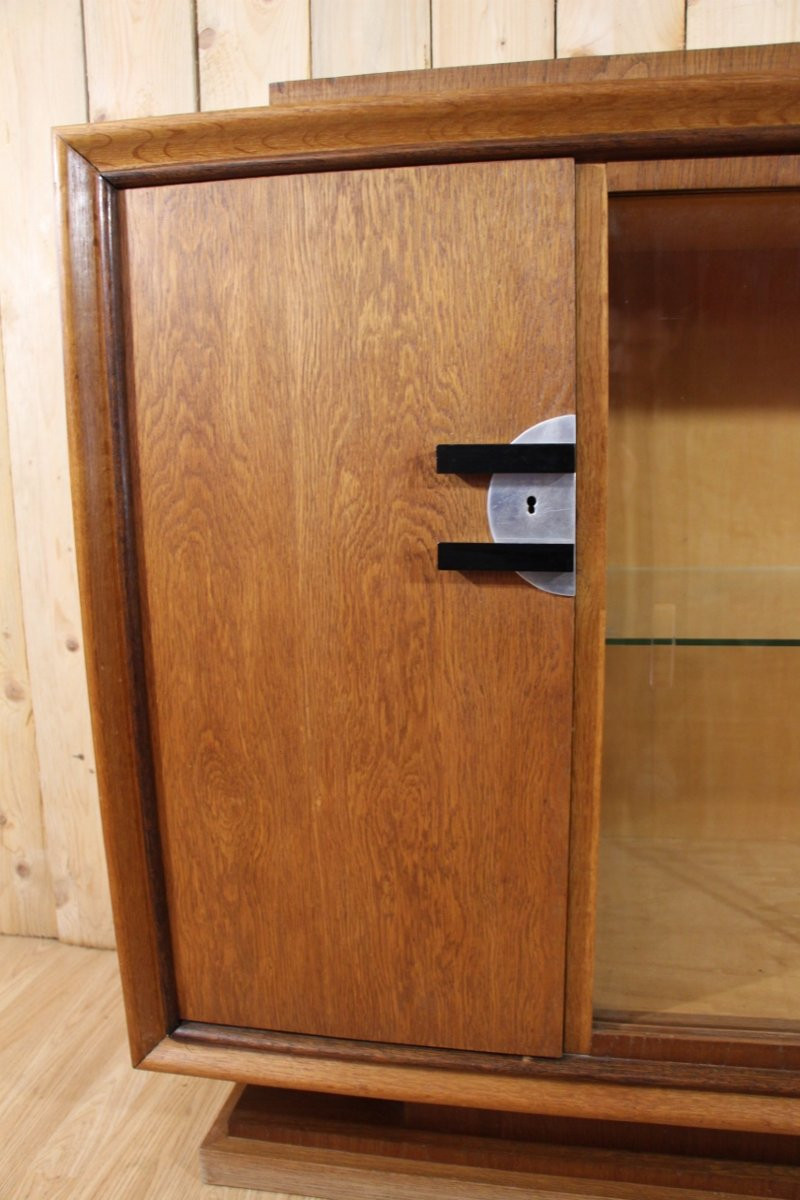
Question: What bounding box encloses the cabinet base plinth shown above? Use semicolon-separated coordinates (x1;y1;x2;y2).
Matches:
200;1084;800;1198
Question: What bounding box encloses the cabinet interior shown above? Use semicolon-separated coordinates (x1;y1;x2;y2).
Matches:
595;189;800;1032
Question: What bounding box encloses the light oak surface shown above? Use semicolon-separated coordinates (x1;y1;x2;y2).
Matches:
311;0;431;77
431;0;554;67
0;934;298;1199
0;0;112;948
82;0;197;122
556;0;685;57
0;321;53;940
687;0;800;49
197;0;310;110
122;160;576;1055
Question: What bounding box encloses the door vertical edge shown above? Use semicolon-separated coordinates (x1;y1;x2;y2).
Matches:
563;163;609;1055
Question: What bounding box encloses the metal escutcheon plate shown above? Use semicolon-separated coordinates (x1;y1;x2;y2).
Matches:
487;414;576;596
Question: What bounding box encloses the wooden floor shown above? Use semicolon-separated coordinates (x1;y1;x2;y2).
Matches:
0;934;316;1200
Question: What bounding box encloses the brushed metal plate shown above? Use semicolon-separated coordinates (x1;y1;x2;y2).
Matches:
487;414;576;596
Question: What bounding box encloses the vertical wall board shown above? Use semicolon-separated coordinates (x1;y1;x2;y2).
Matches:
557;0;685;57
197;0;310;111
687;0;800;48
1;0;795;957
311;0;431;78
0;0;113;946
432;0;554;68
0;322;55;938
83;0;197;121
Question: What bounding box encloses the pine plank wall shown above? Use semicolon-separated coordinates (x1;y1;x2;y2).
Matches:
1;0;799;950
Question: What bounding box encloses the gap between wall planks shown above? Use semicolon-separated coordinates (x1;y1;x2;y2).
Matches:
2;3;800;950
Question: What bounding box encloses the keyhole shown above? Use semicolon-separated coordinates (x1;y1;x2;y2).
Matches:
526;495;537;515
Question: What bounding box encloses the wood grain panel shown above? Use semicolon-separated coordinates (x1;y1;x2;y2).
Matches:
687;0;800;49
557;0;684;58
83;0;197;121
123;160;576;1055
0;0;113;947
431;0;553;69
311;0;430;78
0;323;53;937
197;0;310;111
271;41;800;103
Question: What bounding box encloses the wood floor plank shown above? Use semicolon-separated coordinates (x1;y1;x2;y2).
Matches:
0;935;312;1198
2;936;795;1197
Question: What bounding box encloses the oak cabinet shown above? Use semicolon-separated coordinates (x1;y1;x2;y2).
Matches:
58;48;800;1197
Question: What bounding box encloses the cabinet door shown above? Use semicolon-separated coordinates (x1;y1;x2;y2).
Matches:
595;177;800;1038
122;160;576;1056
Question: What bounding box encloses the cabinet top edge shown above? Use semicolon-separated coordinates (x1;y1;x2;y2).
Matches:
54;71;800;188
271;41;800;106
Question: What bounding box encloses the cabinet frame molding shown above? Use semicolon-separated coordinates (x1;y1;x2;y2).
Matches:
58;72;800;189
57;66;800;1126
143;1031;800;1136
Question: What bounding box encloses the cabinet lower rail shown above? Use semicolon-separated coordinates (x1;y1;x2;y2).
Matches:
142;1027;800;1137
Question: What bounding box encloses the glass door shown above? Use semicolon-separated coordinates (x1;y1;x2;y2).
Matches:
594;188;800;1031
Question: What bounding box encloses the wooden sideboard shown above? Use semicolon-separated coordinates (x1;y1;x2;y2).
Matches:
58;45;800;1197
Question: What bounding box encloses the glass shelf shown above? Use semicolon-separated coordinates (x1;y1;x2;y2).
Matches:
606;566;800;643
606;638;800;646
